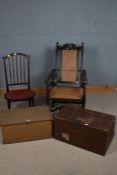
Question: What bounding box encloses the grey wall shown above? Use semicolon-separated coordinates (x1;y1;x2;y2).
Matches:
0;0;117;87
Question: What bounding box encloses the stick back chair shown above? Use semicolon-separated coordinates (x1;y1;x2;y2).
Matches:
2;53;35;109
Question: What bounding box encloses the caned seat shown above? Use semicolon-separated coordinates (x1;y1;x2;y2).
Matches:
45;42;88;111
50;87;83;100
2;53;35;109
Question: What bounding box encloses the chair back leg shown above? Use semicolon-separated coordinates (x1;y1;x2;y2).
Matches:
82;101;85;109
31;97;35;106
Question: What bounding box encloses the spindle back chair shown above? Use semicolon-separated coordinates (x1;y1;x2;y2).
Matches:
2;53;35;109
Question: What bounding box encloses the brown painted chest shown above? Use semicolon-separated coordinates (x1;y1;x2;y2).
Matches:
54;106;116;155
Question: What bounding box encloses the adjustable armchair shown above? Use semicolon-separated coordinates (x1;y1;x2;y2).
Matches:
46;42;88;111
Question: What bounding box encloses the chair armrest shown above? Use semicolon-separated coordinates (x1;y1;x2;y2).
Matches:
80;69;88;85
45;69;57;86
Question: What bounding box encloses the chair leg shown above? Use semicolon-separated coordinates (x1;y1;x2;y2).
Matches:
31;97;35;106
82;86;86;109
82;96;86;109
46;98;49;105
50;100;56;111
46;87;50;105
82;102;85;109
28;97;35;107
7;100;11;109
28;99;32;106
50;101;60;111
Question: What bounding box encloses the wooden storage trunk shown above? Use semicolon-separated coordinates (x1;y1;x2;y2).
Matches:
54;106;116;155
0;106;52;144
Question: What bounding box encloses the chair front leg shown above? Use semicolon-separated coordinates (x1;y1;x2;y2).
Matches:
82;86;86;109
49;100;56;111
7;100;11;109
28;99;32;106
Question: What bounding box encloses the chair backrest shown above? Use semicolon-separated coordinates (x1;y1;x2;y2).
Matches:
55;42;84;83
2;53;31;91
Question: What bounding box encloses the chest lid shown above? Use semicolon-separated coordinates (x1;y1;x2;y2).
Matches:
55;106;116;132
0;106;52;126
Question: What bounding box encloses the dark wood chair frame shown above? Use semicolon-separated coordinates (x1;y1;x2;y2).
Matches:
45;42;88;111
2;53;35;109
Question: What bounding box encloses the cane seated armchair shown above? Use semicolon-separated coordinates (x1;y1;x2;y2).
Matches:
46;42;88;111
2;53;35;109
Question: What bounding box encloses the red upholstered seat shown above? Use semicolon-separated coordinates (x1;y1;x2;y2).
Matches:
4;89;35;101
